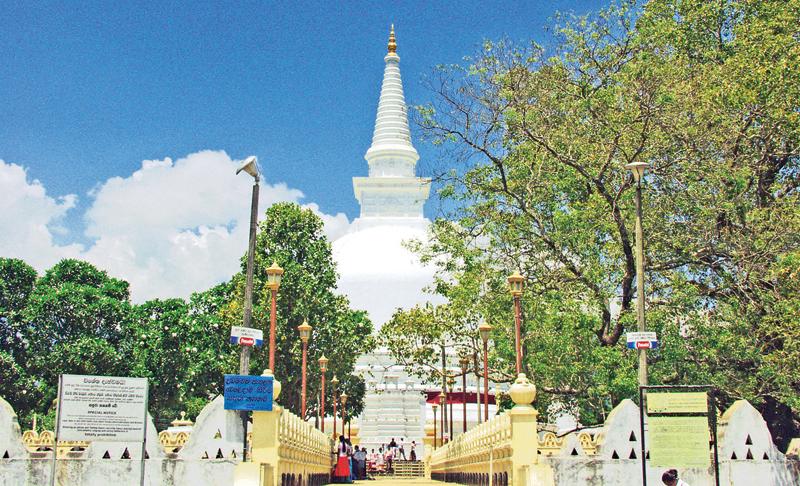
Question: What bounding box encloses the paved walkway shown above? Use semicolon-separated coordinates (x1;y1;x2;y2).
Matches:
368;479;453;485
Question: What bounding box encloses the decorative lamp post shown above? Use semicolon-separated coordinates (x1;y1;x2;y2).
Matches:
478;322;492;421
432;403;439;449
439;392;446;444
459;356;469;433
625;161;649;387
331;375;339;439
265;262;284;372
318;355;328;432
235;155;259;462
507;271;525;375
340;393;349;439
298;320;313;419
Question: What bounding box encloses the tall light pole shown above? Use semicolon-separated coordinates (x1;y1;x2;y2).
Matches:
341;393;349;440
235;156;260;376
235;155;259;462
432;403;438;449
448;376;455;440
298;320;312;419
507;272;525;375
459;356;468;433
318;355;328;432
478;322;492;421
626;161;650;387
439;392;446;444
266;262;284;372
331;375;339;439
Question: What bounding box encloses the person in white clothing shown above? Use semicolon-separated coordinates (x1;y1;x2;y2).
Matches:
661;469;690;486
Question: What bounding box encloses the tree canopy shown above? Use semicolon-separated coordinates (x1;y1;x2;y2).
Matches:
382;0;799;447
0;203;372;429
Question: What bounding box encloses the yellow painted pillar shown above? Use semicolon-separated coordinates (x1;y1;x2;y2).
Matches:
250;407;282;486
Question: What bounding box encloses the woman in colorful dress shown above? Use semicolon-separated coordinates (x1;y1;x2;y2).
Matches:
333;435;351;483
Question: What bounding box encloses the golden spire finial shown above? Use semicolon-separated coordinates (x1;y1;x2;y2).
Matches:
388;24;397;54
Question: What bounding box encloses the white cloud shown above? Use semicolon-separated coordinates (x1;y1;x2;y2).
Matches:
0;160;83;269
0;151;352;302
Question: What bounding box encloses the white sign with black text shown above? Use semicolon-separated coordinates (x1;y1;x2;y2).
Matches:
57;374;149;442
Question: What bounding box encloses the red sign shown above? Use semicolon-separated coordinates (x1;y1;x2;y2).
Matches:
636;341;652;349
239;337;255;346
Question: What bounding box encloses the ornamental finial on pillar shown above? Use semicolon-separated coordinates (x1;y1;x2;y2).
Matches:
388;24;397;54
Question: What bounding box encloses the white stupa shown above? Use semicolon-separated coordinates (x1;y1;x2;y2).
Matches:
332;27;498;456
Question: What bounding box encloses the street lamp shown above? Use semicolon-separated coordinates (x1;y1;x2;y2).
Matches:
340;393;349;440
459;356;469;433
298;320;313;419
507;271;525;375
478;322;492;421
266;262;284;372
318;355;328;432
235;155;259;462
625;161;650;387
439;392;446;444
331;375;339;439
432;403;439;449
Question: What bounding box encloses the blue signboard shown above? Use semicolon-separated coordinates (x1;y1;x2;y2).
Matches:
224;374;273;411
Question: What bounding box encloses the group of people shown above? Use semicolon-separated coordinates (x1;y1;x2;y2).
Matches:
332;436;418;483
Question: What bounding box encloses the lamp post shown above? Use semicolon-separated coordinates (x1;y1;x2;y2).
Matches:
626;161;650;387
341;393;349;440
319;355;328;432
478;322;492;421
459;357;469;433
266;262;284;372
432;403;438;449
331;375;339;439
298;320;312;419
507;272;525;375
235;155;259;462
439;392;446;444
448;376;455;440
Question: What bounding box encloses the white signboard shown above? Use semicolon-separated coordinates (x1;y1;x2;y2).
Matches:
230;326;264;347
57;374;148;442
627;332;657;342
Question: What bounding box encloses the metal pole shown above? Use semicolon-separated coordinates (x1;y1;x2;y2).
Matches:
483;340;489;421
441;345;448;440
238;180;260;462
513;295;522;375
333;389;338;439
321;373;326;432
139;382;150;486
269;288;277;371
440;396;444;446
301;341;308;419
639;386;647;486
449;387;453;441
462;372;467;433
634;179;648;386
433;407;438;449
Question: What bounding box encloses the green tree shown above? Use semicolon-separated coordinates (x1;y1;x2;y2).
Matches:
408;0;799;444
0;258;37;359
225;202;374;420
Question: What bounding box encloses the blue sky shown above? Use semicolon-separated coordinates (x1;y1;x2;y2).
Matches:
1;0;607;299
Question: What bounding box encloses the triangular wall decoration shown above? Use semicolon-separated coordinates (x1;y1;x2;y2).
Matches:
102;451;111;459
611;450;620;459
629;431;637;442
746;449;754;460
202;451;209;459
121;448;131;459
214;429;222;439
731;451;738;460
629;449;637;459
745;434;753;445
763;452;769;460
2;451;9;459
571;448;579;456
216;448;224;459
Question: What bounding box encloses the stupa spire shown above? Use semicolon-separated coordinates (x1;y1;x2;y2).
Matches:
388;24;397;54
364;25;419;176
352;27;430;219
